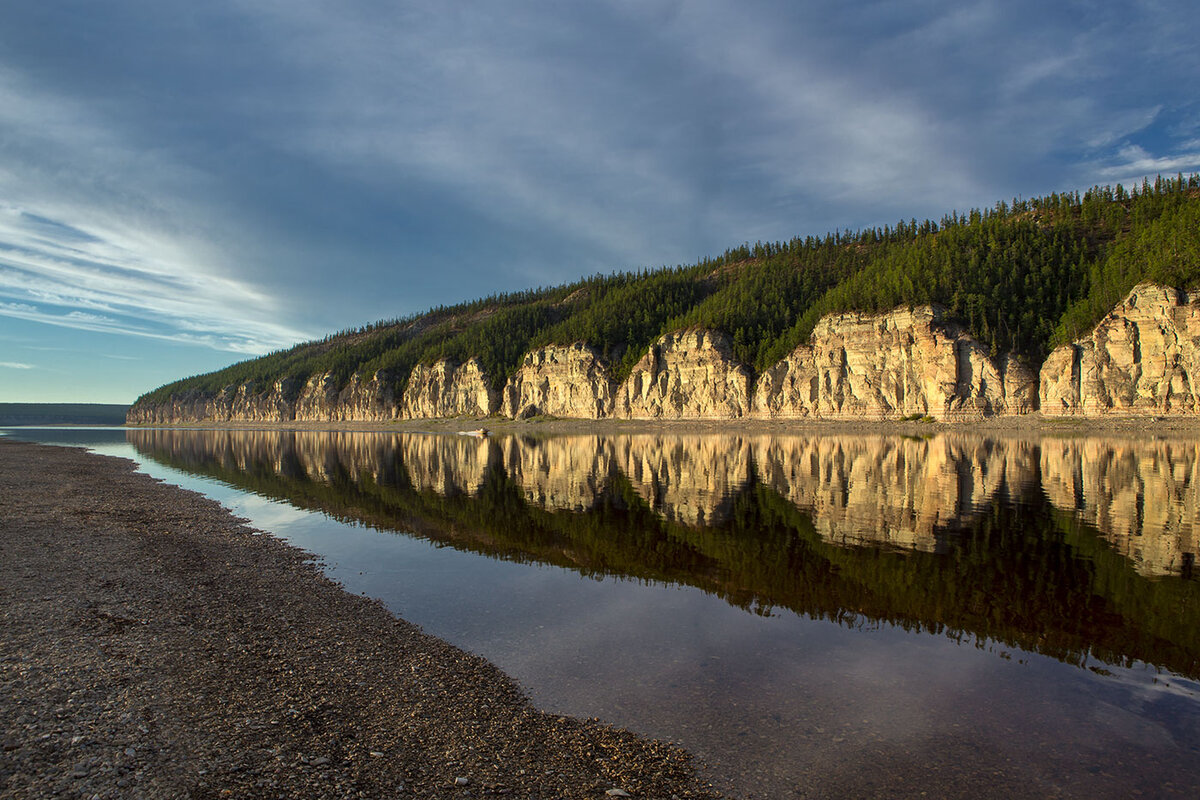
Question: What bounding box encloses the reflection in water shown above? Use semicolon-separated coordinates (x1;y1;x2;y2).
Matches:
127;428;1200;681
1042;438;1200;577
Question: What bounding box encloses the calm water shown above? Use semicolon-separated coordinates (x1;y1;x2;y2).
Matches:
6;427;1200;798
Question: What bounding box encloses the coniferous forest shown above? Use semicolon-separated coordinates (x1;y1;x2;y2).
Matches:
140;175;1200;403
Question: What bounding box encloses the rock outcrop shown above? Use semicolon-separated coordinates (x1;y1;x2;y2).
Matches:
1040;283;1200;416
337;370;403;421
501;344;616;419
753;306;1036;420
126;378;304;424
402;358;498;419
130;283;1200;424
614;329;752;419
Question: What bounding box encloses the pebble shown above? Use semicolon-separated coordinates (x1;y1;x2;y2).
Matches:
606;790;632;798
0;441;718;800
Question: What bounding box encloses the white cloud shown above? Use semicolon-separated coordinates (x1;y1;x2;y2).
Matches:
0;68;318;356
0;361;34;369
1092;145;1200;182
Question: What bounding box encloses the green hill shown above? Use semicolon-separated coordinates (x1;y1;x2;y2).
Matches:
0;403;130;426
138;175;1200;405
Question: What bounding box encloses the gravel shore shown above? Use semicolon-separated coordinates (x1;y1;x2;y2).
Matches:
123;410;1200;440
0;439;720;800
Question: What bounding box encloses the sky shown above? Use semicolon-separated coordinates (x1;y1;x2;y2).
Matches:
1;0;1198;403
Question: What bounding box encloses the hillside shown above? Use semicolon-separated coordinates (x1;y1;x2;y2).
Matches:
0;403;130;427
135;175;1200;415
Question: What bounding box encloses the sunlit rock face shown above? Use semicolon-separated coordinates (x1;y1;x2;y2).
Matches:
498;435;614;512
1041;438;1200;576
125;393;207;424
501;344;616;419
614;329;753;419
750;434;1038;552
753;306;1036;420
126;378;306;424
290;370;403;422
611;434;755;526
337;370;403;421
1041;283;1200;416
402;358;498;419
293;372;340;421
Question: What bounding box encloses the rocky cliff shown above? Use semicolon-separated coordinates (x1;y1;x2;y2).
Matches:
1039;283;1200;416
126;378;303;424
501;344;616;419
753;306;1036;420
131;284;1200;424
402;358;498;419
614;329;753;419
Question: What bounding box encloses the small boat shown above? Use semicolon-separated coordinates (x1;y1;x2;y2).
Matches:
460;428;489;438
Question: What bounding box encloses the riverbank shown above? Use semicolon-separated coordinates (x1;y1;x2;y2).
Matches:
121;409;1200;440
0;439;719;799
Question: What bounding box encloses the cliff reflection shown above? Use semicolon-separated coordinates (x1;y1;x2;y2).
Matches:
127;428;1200;678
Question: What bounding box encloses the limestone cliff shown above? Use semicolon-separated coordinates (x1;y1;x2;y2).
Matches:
402;358;498;419
1040;283;1200;416
753;306;1035;420
501;344;616;419
337;370;403;421
614;329;752;419
126;378;303;424
131;284;1200;425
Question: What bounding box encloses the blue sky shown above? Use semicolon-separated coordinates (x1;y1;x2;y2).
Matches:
1;0;1198;403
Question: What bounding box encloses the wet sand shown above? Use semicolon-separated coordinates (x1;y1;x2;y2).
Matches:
0;439;719;799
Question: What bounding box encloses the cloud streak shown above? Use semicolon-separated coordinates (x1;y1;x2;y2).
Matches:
0;1;1197;400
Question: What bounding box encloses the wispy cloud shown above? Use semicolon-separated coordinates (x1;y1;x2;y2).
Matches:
0;197;315;355
1;0;1198;373
0;361;34;369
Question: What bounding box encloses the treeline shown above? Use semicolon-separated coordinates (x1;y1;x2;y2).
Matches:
138;174;1200;405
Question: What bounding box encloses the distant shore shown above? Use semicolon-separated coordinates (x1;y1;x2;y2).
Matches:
119;411;1200;439
0;439;718;799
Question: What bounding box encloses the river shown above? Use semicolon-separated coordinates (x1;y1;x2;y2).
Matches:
5;426;1199;798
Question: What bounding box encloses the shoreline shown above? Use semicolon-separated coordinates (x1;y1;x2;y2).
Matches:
0;439;720;799
118;410;1200;439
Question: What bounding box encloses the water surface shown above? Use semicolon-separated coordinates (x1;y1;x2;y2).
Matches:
7;427;1200;798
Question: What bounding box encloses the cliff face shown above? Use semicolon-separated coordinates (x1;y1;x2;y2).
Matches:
402;358;497;419
753;306;1035;420
501;344;616;419
338;370;403;421
126;378;303;424
130;284;1200;424
1040;283;1200;416
614;329;753;419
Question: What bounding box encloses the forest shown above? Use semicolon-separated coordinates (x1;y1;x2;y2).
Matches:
138;174;1200;404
